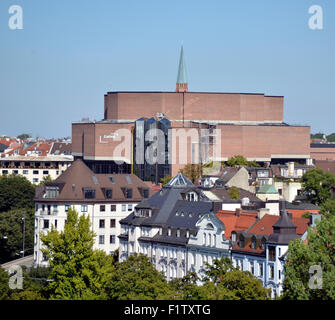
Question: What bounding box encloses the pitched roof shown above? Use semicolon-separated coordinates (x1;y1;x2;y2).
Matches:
36;159;151;202
209;186;262;202
216;210;258;238
165;173;194;188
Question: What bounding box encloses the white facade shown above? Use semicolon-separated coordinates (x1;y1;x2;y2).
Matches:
119;213;230;282
34;201;137;266
0;155;73;184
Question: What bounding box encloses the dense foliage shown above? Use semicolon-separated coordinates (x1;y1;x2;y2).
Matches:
226;155;259;167
301;168;335;205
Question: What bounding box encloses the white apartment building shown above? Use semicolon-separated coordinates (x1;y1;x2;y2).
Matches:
0;155;73;184
119;173;230;281
34;159;152;266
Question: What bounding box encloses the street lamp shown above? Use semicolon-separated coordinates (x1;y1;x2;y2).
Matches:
22;215;26;258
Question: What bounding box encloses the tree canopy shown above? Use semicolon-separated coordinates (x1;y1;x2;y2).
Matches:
282;213;335;299
0;208;34;263
0;174;35;212
226;155;259;167
228;186;240;200
40;208;115;300
301;168;335;205
180;164;203;183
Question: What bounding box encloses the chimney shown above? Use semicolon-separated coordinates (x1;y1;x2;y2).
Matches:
258;208;269;220
235;208;242;217
288;162;294;177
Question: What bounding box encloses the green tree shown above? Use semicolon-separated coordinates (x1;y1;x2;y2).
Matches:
17;134;31;140
226;155;259;167
0;267;10;300
320;199;335;218
301;168;335;205
201;256;270;300
326;133;335;142
180;164;202;183
160;175;172;187
228;187;240;200
168;272;204;300
40;208;114;300
0;208;35;263
105;253;172;300
38;175;53;187
282;213;335;299
0;174;35;212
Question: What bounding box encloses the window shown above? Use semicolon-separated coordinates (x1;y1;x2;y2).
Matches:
279;270;281;280
42;253;48;261
81;205;88;212
251;237;257;250
232;233;236;242
125;188;132;199
186;229;190;238
84;189;96;199
99;235;105;245
53;205;58;212
250;262;255;275
46;186;59;198
100;205;106;212
22;170;28;174
111;205;116;211
143;189;149;198
203;233;206;245
2;170;8;174
239;235;245;248
176;228;180;237
268;246;276;261
128;204;132;211
105;189;112;199
43;219;49;229
99;219;105;228
110;219;116;228
168;228;171;236
65;205;70;212
54;219;57;229
33;178;39;183
269;265;274;279
122;204;126;211
278;189;283;196
33;170;38;175
278;247;281;256
259;263;263;277
110;235;115;244
43;170;49;175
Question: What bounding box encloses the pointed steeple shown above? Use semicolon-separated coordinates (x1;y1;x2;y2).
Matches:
176;43;188;92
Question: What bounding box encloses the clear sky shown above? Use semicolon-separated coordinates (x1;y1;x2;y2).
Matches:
0;0;334;138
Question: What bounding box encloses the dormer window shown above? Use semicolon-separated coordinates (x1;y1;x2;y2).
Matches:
239;235;245;248
176;228;180;237
251;237;257;250
84;188;95;199
105;189;112;199
168;228;171;236
125;188;132;199
232;232;236;242
186;229;190;238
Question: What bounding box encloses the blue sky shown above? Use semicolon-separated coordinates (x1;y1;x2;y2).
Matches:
0;0;334;138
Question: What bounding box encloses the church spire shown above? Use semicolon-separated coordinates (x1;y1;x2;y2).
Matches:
176;43;188;92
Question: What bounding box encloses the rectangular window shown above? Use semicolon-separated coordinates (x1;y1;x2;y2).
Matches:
2;170;8;174
33;170;39;175
99;235;105;245
110;235;115;244
43;219;49;229
279;270;281;280
111;205;116;212
84;189;96;199
99;219;105;228
122;204;126;211
22;170;28;175
100;205;106;212
81;205;88;212
268;246;276;261
33;178;39;183
259;263;263;277
53;205;58;212
125;188;132;199
128;204;132;211
250;262;255;275
269;265;274;279
54;219;57;229
105;189;112;199
13;170;18;174
65;205;70;212
43;170;49;175
110;219;116;228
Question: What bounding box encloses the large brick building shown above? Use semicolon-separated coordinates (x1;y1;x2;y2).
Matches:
72;45;310;182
